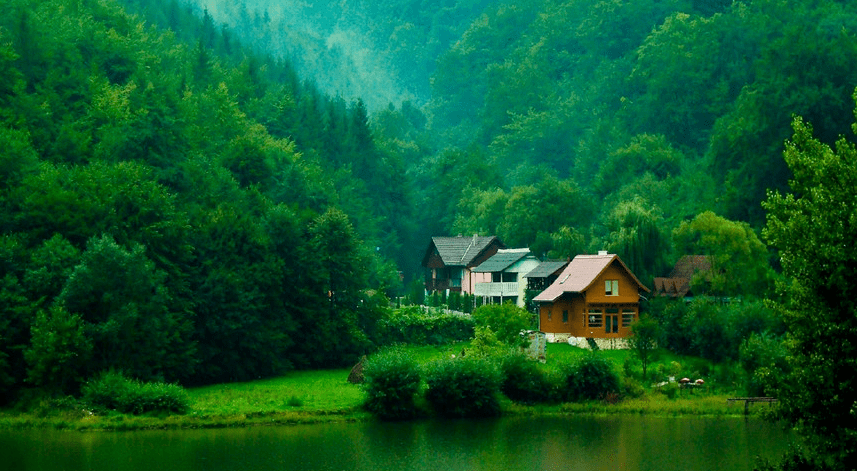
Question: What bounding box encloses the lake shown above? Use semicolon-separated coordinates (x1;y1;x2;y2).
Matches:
1;416;792;471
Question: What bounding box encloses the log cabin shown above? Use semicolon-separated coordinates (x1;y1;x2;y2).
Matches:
533;252;649;347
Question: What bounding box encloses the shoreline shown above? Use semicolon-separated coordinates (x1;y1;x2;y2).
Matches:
0;393;772;432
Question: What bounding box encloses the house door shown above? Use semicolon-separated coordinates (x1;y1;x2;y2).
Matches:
605;313;619;334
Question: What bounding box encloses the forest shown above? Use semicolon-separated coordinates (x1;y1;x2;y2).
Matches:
1;0;857;460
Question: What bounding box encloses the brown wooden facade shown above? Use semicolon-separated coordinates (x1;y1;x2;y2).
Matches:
536;254;648;339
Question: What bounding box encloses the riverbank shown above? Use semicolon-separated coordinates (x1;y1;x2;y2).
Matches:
0;395;772;432
0;343;772;431
0;373;771;432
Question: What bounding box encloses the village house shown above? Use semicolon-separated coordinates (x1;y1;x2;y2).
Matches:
533;251;649;349
523;260;570;311
421;234;505;296
524;260;570;294
471;248;541;308
653;255;711;300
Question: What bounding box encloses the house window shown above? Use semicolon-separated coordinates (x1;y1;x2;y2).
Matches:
492;272;502;282
562;310;569;323
547;310;552;321
450;268;462;287
622;310;636;327
588;309;603;328
502;272;518;283
605;280;619;296
606;308;619;334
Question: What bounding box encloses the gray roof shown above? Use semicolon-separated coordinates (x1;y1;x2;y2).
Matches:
473;251;531;273
524;260;569;279
430;235;502;266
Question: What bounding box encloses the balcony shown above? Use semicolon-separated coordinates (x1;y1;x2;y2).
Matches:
473;282;519;297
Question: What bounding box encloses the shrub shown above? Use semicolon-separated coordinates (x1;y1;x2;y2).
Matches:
682;301;735;362
657;381;680;399
621;376;645;399
564;353;621;402
498;352;552;404
468;325;506;357
739;332;789;397
623;356;642;380
424;357;501;418
362;349;422;420
378;307;475;345
472;303;534;347
82;371;190;415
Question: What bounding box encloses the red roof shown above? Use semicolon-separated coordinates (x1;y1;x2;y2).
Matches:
533;253;649;302
653;255;711;298
653;277;691;298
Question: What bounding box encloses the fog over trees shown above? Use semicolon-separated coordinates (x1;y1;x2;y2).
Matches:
2;0;857;466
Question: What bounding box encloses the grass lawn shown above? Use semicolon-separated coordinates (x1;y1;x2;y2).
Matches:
189;369;366;416
0;342;756;431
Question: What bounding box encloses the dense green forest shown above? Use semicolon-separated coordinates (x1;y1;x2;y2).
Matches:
185;0;857;272
2;0;857;466
0;0;413;397
1;0;856;418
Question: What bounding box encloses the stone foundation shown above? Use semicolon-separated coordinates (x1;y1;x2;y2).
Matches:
545;333;630;350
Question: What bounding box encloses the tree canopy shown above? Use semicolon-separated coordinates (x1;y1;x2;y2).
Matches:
763;108;857;469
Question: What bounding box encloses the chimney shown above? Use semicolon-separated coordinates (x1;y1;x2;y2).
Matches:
598;250;608;256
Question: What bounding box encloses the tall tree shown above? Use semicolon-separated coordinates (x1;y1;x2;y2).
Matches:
58;234;196;382
763;111;857;469
603;199;669;286
672;211;771;298
301;207;375;367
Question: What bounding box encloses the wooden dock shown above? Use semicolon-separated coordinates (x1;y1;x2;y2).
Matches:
727;397;778;415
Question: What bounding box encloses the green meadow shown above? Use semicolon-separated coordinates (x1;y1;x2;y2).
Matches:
0;342;767;432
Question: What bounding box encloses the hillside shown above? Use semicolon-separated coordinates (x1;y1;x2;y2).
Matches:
0;0;407;397
2;0;857;403
184;0;857;266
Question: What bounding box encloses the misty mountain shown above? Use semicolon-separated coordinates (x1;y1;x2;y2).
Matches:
181;0;498;109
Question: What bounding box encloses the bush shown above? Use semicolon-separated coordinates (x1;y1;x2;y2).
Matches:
81;371;190;415
564;353;621;402
498;352;553;404
623;356;642;380
424;357;501;418
657;381;680;399
378;307;475;345
468;325;506;357
472;303;534;347
739;332;789;397
362;349;422;420
621;376;646;399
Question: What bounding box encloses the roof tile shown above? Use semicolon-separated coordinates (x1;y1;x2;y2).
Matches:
534;253;648;302
430;235;503;266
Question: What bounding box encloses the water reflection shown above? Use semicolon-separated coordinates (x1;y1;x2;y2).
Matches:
0;416;792;471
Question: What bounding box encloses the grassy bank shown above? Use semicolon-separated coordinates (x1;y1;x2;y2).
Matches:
0;343;766;431
0;368;370;431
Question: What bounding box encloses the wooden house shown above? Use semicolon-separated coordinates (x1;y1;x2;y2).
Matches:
524;260;570;293
422;235;505;296
533;252;649;347
653;255;711;299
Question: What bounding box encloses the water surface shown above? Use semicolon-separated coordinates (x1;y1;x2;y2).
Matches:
0;416;792;471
